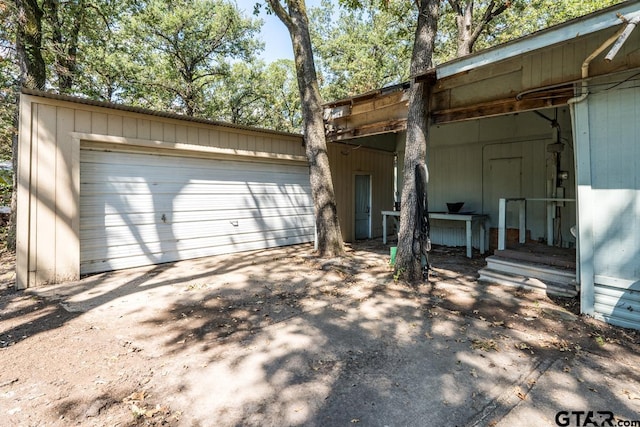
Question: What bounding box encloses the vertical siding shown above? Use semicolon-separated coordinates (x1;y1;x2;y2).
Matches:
586;82;640;329
55;108;79;281
34;104;57;285
328;143;394;242
427;110;574;248
16;96;33;289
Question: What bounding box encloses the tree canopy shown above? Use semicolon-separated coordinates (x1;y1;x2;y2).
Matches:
0;0;628;252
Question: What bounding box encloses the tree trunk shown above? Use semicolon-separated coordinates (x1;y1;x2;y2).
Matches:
455;2;474;57
43;0;84;93
9;0;46;252
15;0;46;90
395;0;439;283
267;0;344;257
451;0;511;58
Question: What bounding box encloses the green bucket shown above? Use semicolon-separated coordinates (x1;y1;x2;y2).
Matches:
390;246;398;266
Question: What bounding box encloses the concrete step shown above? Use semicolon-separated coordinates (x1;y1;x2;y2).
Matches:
486;256;576;286
478;267;578;297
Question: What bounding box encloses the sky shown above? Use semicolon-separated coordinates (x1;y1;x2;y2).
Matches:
251;0;330;63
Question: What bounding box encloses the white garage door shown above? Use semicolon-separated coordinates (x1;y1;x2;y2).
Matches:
80;150;314;274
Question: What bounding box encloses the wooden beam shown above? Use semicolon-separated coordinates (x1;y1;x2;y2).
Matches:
326;119;407;142
431;88;573;124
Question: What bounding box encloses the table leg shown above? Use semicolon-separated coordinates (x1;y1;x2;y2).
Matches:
466;220;472;258
383;214;387;245
480;219;486;255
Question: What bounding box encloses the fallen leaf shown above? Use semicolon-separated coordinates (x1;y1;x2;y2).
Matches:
125;391;146;402
623;390;640;400
145;405;164;418
472;339;498;352
130;404;146;418
470;369;478;378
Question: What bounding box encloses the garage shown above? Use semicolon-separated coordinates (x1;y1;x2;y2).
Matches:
80;150;313;274
17;90;311;288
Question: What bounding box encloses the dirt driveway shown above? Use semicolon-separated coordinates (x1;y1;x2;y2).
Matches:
1;241;639;426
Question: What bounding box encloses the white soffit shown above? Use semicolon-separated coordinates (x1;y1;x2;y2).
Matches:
437;1;640;79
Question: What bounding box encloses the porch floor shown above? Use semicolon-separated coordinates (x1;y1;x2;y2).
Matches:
493;243;576;270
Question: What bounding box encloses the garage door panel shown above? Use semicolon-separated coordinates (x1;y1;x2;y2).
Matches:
80;227;314;273
80;182;311;196
81;232;313;274
80;193;313;215
80;150;314;274
82;150;308;178
80;206;315;229
80;214;314;245
81;169;312;186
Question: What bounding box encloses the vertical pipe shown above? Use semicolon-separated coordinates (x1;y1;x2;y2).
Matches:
518;199;526;244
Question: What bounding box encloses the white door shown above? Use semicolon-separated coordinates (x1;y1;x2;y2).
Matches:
80;150;314;274
484;157;522;229
355;174;371;240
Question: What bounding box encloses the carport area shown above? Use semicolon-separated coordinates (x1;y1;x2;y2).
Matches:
1;242;639;426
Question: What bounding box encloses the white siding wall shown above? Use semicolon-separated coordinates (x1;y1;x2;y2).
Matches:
397;109;575;249
577;79;640;329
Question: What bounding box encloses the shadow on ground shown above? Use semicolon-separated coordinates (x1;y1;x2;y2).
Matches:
0;242;639;426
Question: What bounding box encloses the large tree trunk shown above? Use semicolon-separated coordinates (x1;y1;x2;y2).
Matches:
43;0;84;93
267;0;344;257
395;0;439;283
9;0;46;252
15;0;46;90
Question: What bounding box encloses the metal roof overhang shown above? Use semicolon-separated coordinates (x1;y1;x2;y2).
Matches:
324;0;640;142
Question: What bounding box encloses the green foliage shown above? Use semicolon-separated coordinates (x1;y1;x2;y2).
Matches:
311;0;416;100
435;0;626;63
0;0;628;146
206;59;301;132
122;0;262;117
0;1;18;162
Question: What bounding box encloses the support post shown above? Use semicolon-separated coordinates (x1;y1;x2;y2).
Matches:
382;213;387;245
519;199;526;244
498;198;506;250
547;202;555;246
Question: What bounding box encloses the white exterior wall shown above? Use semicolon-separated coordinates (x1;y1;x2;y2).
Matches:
573;77;640;330
396;109;576;249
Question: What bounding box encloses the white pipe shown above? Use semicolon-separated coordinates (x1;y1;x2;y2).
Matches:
605;16;640;62
568;25;627;105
